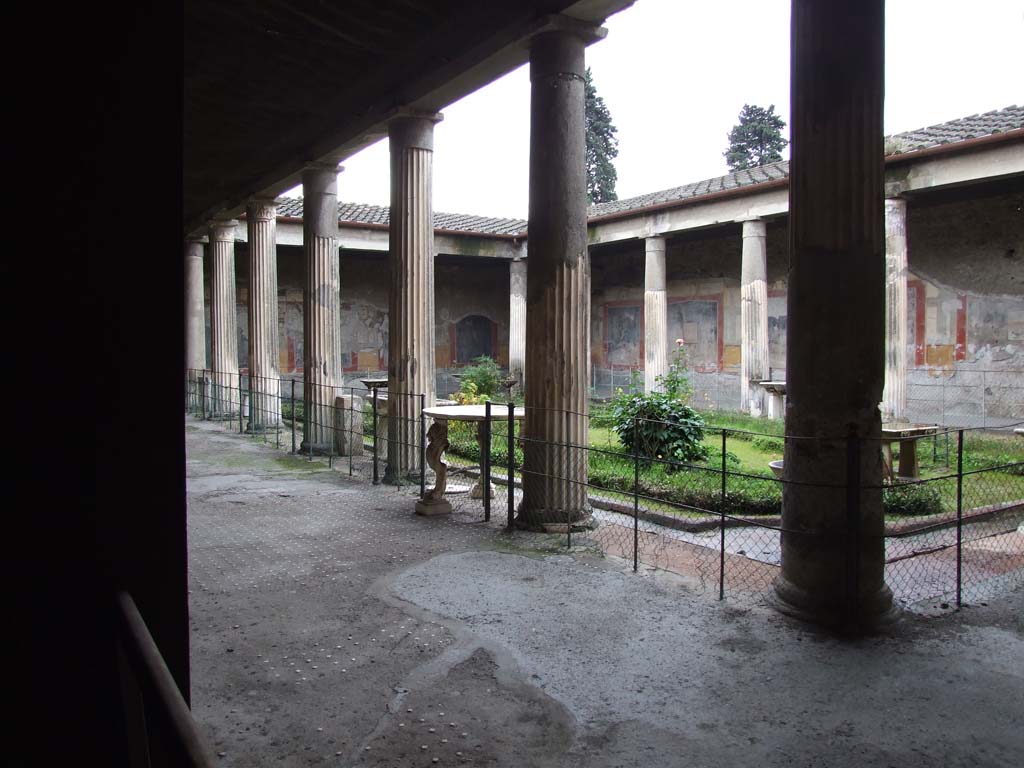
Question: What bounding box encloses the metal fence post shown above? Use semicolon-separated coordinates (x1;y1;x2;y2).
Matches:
483;401;492;521
844;434;861;628
238;372;244;434
565;409;572;550
290;379;296;454
719;429;727;600
956;429;964;608
507;402;515;530
419;394;427;499
633;416;640;574
372;387;380;485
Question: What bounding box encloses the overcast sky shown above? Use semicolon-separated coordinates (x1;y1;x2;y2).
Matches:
287;0;1022;220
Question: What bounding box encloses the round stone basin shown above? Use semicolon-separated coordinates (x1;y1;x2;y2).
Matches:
769;459;784;479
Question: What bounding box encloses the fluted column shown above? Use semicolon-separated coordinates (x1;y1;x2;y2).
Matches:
184;237;207;410
509;258;527;387
301;163;343;453
882;198;908;423
385;113;442;482
644;236;668;393
209;220;240;416
519;22;605;528
246;198;281;431
776;0;892;629
740;220;770;416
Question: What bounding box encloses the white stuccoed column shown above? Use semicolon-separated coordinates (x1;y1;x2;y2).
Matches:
208;220;239;416
386;112;441;482
882;198;908;423
509;258;527;387
246;198;281;431
301;163;343;453
740;219;770;416
644;236;668;393
184;237;207;410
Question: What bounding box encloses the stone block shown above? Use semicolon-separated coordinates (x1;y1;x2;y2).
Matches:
334;394;364;456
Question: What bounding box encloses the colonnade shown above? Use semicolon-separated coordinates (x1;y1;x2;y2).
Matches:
184;2;897;627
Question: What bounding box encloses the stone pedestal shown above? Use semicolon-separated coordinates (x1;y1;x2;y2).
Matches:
644;236;667;393
775;0;893;629
300;163;343;453
333;394;364;456
208;220;239;417
385;113;441;482
509;258;527;388
741;219;770;416
246;199;281;431
518;23;605;528
882;198;908;423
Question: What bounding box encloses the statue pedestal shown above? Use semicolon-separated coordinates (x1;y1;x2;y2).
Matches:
415;498;452;516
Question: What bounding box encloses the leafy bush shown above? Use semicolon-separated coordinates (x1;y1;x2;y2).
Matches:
457;356;501;399
609;343;708;465
751;435;785;454
452;380;486;405
882;482;945;517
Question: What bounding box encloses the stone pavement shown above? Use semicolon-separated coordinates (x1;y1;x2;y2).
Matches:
187;416;1024;767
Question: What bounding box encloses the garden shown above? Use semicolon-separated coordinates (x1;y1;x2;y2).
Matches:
438;353;1023;523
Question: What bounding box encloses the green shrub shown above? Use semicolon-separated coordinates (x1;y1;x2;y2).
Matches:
751;435;785;454
882;482;945;517
458;356;501;399
609;344;707;465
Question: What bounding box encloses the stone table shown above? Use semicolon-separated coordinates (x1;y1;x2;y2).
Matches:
758;380;787;420
417;405;525;516
881;423;940;481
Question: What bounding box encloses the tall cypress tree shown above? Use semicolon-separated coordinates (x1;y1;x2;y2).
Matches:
724;104;788;171
585;67;619;204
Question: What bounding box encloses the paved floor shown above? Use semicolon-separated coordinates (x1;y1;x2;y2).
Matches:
187;417;1024;767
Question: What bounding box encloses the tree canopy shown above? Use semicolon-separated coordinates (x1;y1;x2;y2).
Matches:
585;67;619;204
723;104;788;171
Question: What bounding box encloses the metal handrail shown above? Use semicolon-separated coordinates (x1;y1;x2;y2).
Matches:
115;591;216;767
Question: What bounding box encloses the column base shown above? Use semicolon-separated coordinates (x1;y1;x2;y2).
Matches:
382;465;422;485
415;498;452;516
246;422;282;435
770;573;899;633
513;504;595;532
298;441;335;456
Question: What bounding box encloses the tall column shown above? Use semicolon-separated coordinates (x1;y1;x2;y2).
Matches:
385;112;441;482
643;236;667;393
246;198;281;431
882;198;908;423
184;237;207;410
776;0;893;629
519;22;605;528
740;219;770;416
208;220;239;416
301;163;343;453
509;258;527;387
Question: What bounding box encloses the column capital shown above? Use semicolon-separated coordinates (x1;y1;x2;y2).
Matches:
185;234;208;245
741;218;767;237
301;162;344;182
528;14;607;47
208;219;238;242
388;111;443;151
246;198;279;222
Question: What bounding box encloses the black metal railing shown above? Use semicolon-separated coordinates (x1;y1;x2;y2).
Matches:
185;373;1023;613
